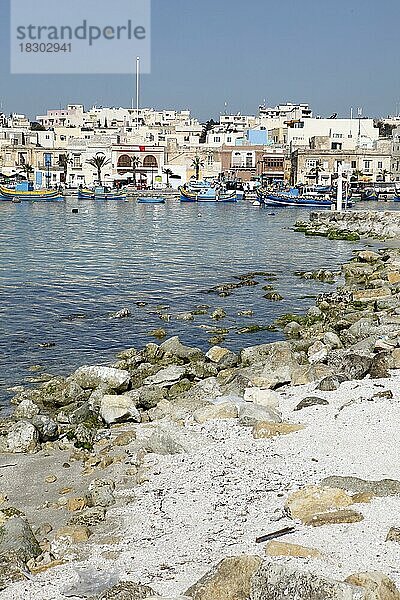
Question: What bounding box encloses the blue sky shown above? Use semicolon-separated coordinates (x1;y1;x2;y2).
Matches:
1;0;400;121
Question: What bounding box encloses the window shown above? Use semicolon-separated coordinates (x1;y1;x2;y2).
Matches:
214;137;221;142
378;161;383;169
227;137;231;143
332;133;343;139
73;155;81;168
364;160;371;170
351;161;357;169
117;154;132;168
331;142;342;150
143;155;158;168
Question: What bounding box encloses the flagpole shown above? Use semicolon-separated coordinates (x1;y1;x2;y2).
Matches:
136;56;140;131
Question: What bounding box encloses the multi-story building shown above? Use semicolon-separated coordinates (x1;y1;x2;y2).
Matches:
286;117;379;150
36;104;85;128
291;137;392;185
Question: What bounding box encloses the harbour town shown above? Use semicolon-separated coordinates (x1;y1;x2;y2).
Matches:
2;0;400;598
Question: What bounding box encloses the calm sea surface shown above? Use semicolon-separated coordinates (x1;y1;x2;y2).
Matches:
0;197;397;407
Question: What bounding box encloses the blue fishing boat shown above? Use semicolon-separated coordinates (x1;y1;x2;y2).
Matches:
179;185;238;203
256;186;347;208
0;182;64;202
78;186;126;200
137;197;166;204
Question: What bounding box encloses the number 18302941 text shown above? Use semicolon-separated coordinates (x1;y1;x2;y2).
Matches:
19;43;72;52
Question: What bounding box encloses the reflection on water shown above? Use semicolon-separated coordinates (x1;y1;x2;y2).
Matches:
0;197;391;405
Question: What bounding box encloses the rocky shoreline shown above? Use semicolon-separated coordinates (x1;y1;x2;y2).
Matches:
1;213;400;599
295;209;400;241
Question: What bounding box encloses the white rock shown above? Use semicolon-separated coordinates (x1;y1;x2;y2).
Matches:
206;346;238;368
6;421;39;453
307;340;329;364
193;402;238;424
143;365;187;388
73;366;130;392
100;395;141;425
323;331;343;349
238;402;282;426
243;387;280;409
13;398;40;420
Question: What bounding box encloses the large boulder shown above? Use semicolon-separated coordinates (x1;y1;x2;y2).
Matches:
206;346;238;369
31;414;59;441
87;479;116;508
100;395;141;425
327;352;372;381
345;571;400;600
241;341;297;372
145;423;209;455
38;376;86;407
321;476;400;497
291;364;334;386
285;484;357;524
183;377;223;402
243;388;280;409
251;563;367;600
13;399;40;420
160;336;204;361
73;366;131;392
6;421;39;453
0;517;41;563
238;403;281;427
185;555;262;600
143;365;187;388
193;402;238;424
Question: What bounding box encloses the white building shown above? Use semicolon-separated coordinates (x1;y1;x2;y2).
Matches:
259;102;312;130
286;118;379;150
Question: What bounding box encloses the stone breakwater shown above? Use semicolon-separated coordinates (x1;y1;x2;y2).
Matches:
0;246;400;598
295;209;400;241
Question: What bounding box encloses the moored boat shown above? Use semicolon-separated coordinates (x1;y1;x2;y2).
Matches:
78;186;126;200
256;186;351;208
179;185;238;203
137;197;166;204
0;183;64;202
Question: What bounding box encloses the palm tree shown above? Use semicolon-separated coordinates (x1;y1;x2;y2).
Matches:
132;156;141;185
191;156;204;181
86;153;111;185
163;168;173;187
379;169;390;182
351;169;363;182
308;160;325;185
58;153;72;184
18;162;34;182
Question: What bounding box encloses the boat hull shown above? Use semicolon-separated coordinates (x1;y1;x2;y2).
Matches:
0;185;64;201
78;191;126;200
179;186;238;202
257;190;332;207
137;197;165;204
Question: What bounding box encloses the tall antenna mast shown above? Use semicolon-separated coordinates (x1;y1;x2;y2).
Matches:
136;56;140;131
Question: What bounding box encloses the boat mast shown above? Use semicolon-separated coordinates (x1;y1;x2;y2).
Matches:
136;56;140;131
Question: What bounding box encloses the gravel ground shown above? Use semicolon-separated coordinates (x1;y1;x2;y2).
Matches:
2;372;400;599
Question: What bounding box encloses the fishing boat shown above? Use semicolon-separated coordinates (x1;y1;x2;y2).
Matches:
179;185;238;203
78;186;126;200
256;186;336;208
0;183;63;202
137;197;166;204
